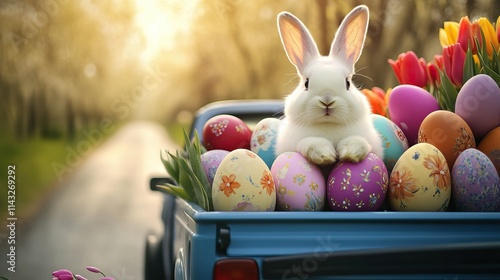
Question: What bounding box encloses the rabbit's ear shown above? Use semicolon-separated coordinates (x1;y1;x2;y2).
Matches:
278;12;320;74
329;5;369;71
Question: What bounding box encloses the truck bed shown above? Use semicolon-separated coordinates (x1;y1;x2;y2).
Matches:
173;197;500;279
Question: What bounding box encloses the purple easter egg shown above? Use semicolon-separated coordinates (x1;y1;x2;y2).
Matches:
388;85;440;145
201;149;229;186
455;74;500;140
452;148;500;211
327;153;388;211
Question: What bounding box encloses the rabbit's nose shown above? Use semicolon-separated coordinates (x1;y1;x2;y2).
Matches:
320;100;334;108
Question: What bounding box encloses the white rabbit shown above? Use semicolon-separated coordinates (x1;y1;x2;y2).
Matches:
276;5;383;165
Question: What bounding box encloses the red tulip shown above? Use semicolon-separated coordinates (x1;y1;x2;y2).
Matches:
457;16;476;53
434;54;444;70
442;43;466;87
388;51;428;88
427;62;440;87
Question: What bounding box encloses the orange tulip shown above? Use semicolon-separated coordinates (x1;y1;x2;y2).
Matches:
362;87;387;116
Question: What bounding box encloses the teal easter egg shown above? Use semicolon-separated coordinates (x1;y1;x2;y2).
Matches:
372;114;409;172
250;118;281;168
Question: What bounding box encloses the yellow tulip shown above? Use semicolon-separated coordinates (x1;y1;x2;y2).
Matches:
440;21;459;47
439;28;449;46
476;17;499;57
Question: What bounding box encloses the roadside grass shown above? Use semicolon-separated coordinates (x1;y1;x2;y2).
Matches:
0;137;68;222
0;124;118;223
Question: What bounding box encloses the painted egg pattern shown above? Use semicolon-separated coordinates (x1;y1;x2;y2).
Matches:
418;110;475;167
327;153;388;211
212;149;276;211
372;114;409;172
251;118;281;168
389;143;451;211
201;149;230;187
478;127;500;177
271;152;325;211
452;148;500;211
202;115;252;151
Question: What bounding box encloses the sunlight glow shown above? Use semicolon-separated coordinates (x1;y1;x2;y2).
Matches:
134;0;199;63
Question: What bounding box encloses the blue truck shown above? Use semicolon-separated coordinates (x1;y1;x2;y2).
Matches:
145;99;500;280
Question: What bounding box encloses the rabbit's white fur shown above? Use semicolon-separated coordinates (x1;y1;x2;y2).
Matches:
276;6;383;165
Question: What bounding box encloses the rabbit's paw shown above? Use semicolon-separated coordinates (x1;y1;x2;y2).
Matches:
337;136;371;163
298;137;337;165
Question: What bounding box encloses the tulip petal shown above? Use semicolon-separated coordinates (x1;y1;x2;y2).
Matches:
496;16;500;45
477;17;499;56
52;269;73;277
444;21;459;45
457;16;474;53
86;266;102;274
400;51;427;87
451;44;466;86
427;62;440;86
434;54;444;70
443;46;455;85
388;58;403;84
439;28;449;46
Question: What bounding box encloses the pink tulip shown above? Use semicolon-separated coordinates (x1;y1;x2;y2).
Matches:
52;269;73;277
86;266;102;274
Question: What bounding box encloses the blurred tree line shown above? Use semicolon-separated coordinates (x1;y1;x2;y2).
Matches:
1;0;499;141
0;0;145;140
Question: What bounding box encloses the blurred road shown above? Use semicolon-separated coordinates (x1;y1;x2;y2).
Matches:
3;121;177;279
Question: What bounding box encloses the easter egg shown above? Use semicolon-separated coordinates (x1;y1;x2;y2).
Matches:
201;149;230;186
478;127;500;177
455;74;500;140
271;152;325;211
389;143;451;211
203;115;252;151
251;118;281;168
327;153;388;211
388;85;440;145
452;148;500;211
372;114;409;172
212;149;276;211
418;110;475;167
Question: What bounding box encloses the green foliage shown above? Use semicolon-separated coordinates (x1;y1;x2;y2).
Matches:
159;130;213;211
0;137;68;221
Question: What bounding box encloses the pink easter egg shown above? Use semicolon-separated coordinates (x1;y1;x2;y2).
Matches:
271;152;326;211
388;85;440;145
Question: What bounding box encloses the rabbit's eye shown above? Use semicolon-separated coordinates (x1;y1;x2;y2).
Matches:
304;78;309;90
345;78;351;90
